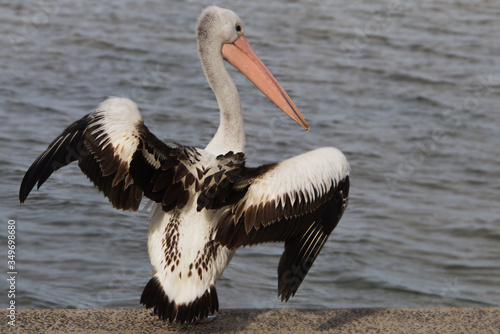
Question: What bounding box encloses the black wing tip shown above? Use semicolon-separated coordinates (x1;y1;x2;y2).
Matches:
277;266;304;303
19;169;42;204
19;193;28;204
278;290;295;303
19;185;28;203
18;115;92;205
277;219;332;304
278;280;296;302
140;276;219;325
278;177;350;302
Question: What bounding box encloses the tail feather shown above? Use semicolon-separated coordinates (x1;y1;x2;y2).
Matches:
140;276;218;325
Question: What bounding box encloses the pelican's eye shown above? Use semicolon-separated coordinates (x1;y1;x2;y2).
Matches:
235;24;242;34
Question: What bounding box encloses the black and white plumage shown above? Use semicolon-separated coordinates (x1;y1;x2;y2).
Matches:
19;6;350;325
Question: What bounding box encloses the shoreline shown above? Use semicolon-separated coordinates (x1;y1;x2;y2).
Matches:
1;307;499;333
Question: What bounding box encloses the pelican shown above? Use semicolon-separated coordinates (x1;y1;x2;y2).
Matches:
19;6;350;324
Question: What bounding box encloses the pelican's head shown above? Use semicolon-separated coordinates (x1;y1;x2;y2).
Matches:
197;6;243;45
197;6;309;131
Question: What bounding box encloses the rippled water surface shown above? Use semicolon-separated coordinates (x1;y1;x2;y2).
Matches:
1;0;499;310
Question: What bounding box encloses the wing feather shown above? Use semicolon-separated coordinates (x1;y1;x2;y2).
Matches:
19;97;206;213
212;147;350;300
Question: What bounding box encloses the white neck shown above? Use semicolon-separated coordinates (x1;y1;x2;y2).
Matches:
200;41;245;155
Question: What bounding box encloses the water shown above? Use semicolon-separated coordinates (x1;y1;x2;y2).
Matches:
1;0;499;310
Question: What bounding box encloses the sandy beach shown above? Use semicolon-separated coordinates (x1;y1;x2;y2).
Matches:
2;307;499;333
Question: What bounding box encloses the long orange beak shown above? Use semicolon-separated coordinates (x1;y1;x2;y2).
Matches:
222;35;309;131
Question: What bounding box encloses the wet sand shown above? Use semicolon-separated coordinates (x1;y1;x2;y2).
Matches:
2;307;499;333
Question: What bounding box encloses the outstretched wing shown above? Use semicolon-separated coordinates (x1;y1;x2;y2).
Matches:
211;147;350;301
19;97;204;212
